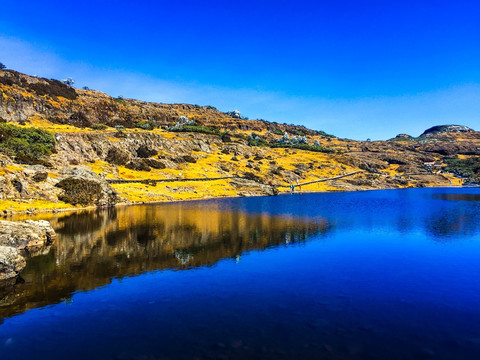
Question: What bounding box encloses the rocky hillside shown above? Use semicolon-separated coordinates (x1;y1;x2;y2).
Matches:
0;69;479;214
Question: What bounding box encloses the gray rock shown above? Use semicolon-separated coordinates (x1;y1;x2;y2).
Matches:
0;220;56;280
0;219;56;253
0;246;25;281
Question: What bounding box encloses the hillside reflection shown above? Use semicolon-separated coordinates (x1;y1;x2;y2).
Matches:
0;204;330;321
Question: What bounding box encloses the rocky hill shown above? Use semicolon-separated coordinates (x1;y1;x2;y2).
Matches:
420;125;475;137
0;68;479;214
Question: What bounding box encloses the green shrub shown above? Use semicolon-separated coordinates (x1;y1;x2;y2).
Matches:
444;157;480;178
114;97;126;105
248;135;268;147
0;123;55;163
170;125;221;136
134;121;156;130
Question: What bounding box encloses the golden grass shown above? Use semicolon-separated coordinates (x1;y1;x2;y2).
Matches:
0;199;75;213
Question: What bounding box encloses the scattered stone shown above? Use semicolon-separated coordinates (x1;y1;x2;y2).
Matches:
144;159;166;169
10;180;22;193
221;133;231;142
106;147;130;165
125;160;151;172
136;145;158;158
183;155;197;163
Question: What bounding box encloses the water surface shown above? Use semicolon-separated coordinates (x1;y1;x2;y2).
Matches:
1;188;480;359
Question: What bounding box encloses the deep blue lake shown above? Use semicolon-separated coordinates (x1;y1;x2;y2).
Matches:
1;187;480;359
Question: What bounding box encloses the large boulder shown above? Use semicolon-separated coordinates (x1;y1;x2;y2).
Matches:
56;166;117;206
0;220;56;253
0;220;56;280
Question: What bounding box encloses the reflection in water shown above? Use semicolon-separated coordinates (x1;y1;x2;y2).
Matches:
1;188;480;360
0;204;329;321
432;193;480;202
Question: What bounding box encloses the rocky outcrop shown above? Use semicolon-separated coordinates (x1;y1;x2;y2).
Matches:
0;220;56;280
56;166;117;206
420;125;474;137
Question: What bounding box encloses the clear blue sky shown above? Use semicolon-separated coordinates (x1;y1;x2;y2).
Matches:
1;0;479;139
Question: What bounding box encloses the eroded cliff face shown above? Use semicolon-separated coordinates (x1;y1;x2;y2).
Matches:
0;69;478;214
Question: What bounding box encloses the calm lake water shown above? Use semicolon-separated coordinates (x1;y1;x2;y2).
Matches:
1;188;480;359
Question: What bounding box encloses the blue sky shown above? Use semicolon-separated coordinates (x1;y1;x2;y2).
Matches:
0;0;479;139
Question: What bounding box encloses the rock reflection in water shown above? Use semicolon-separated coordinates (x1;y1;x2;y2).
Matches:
0;203;329;321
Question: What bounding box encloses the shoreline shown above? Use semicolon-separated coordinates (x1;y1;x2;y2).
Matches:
4;183;473;220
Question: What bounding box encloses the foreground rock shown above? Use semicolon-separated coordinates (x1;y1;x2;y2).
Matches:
0;246;25;281
0;220;56;281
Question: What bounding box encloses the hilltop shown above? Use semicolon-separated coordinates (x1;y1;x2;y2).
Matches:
0;69;479;214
